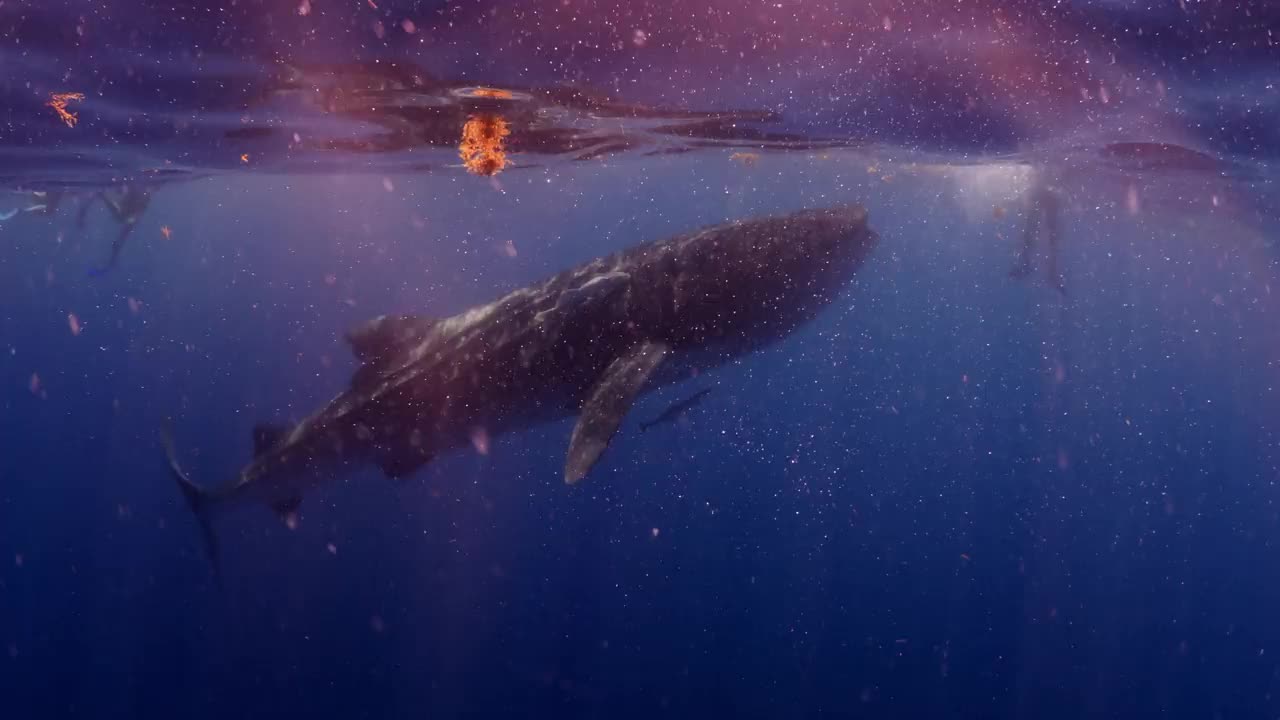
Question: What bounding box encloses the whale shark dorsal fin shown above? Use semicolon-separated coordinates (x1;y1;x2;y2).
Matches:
346;314;439;365
253;423;289;456
535;271;630;328
565;340;670;485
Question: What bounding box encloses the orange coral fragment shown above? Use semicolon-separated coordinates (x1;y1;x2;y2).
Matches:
459;113;511;176
47;92;85;128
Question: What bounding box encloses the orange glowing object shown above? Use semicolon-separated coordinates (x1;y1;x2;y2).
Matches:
459;113;511;176
47;92;85;128
240;153;250;164
160;225;172;240
470;87;514;100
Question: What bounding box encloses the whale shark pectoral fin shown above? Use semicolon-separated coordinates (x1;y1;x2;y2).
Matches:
565;340;670;485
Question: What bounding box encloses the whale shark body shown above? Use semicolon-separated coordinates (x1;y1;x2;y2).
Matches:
163;204;877;568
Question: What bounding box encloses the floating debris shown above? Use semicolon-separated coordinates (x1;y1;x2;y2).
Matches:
160;225;172;240
730;152;760;167
470;426;491;455
28;373;41;395
47;92;85;128
1125;184;1141;215
67;313;81;336
470;87;515;100
459;114;511;176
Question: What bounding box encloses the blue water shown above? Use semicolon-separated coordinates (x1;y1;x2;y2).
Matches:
3;1;1280;718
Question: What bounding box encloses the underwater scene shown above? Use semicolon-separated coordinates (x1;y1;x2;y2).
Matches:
2;1;1280;718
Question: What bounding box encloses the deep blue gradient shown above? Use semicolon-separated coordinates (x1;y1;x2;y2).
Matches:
3;2;1280;718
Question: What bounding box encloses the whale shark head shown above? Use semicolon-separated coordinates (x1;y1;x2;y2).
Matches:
652;204;877;346
747;203;875;290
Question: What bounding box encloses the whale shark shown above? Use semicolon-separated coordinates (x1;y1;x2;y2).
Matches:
162;204;877;569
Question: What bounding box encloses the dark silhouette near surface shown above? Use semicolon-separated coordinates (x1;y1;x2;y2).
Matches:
81;184;152;277
1009;173;1066;294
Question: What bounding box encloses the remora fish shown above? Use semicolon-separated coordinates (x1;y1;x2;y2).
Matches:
163;205;877;567
639;388;713;432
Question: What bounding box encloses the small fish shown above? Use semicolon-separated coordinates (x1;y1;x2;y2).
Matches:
639;388;713;432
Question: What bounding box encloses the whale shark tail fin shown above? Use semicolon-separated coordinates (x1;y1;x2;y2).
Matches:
159;421;223;587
